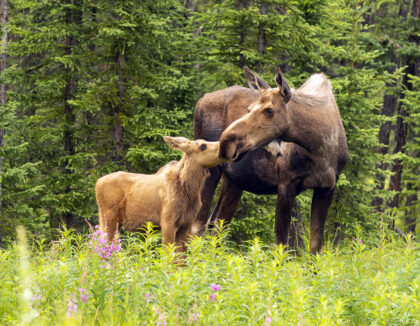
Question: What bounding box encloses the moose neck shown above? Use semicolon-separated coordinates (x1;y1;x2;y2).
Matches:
178;155;209;200
282;102;332;154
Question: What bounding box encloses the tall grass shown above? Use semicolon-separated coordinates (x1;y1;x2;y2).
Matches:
0;223;419;325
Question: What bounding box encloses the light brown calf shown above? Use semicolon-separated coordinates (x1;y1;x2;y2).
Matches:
95;136;223;252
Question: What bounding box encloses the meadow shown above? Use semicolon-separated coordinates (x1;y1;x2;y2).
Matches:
0;223;419;326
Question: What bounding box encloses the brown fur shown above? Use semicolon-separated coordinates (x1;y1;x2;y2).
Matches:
194;67;349;253
95;137;223;253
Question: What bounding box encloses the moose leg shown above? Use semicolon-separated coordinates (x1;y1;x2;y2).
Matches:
309;187;335;253
208;173;243;227
100;208;118;242
161;223;176;247
275;184;297;246
175;224;192;254
192;166;222;235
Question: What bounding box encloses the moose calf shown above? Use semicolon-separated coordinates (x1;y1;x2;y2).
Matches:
95;136;223;253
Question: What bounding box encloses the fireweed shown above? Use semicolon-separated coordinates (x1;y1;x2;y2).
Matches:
88;226;121;267
79;288;89;303
67;299;77;317
30;291;41;309
0;225;418;325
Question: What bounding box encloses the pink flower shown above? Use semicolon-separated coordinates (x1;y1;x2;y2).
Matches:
67;299;78;317
211;283;221;292
88;226;121;268
209;293;216;301
145;293;151;303
265;316;272;325
30;292;42;308
79;288;89;303
192;313;200;321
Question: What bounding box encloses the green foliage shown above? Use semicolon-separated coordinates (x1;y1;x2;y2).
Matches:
0;226;419;325
400;74;420;225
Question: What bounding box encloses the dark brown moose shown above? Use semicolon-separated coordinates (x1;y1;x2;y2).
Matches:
194;67;348;253
95;136;223;253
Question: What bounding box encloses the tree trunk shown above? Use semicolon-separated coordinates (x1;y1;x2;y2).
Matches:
112;38;125;163
387;0;419;218
179;0;194;17
237;0;251;68
62;0;81;226
0;0;8;247
257;2;268;73
372;50;399;209
405;190;417;234
403;0;420;234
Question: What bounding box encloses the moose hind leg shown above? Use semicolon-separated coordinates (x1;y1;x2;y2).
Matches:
309;187;335;253
100;208;119;242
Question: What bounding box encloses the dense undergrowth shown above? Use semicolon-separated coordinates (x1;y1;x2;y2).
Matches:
0;223;419;326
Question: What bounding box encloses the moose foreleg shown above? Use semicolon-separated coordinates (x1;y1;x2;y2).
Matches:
161;221;176;248
275;185;296;246
309;187;335;253
193;166;222;235
175;224;192;254
208;173;243;228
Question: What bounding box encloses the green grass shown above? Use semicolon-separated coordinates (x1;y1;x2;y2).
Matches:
0;223;419;326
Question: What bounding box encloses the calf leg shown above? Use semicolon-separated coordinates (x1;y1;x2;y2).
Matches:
161;223;176;248
275;184;297;246
208;173;243;228
99;208;119;242
175;224;192;254
309;187;335;253
192;166;222;235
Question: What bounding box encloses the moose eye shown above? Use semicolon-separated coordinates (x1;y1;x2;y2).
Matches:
264;108;274;117
199;144;207;151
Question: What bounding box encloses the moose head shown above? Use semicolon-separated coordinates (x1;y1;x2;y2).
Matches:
219;67;292;161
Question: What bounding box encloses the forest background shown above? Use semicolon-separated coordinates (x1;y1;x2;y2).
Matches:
0;0;418;245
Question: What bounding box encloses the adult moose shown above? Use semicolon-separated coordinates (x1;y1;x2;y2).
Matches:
194;67;348;253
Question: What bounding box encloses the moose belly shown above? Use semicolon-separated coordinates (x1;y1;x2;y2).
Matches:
223;148;278;195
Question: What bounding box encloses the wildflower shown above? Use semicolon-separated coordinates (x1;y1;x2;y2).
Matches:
145;293;151;303
30;292;42;308
192;313;200;321
209;293;216;301
158;314;167;326
211;283;220;292
265;316;272;325
359;239;363;244
88;226;121;268
67;299;78;317
154;306;167;326
79;288;89;303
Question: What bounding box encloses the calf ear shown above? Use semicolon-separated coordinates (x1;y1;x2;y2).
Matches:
275;67;292;103
243;66;269;93
163;136;191;152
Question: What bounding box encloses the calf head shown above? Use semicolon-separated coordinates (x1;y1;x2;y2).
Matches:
163;136;224;168
219;67;292;160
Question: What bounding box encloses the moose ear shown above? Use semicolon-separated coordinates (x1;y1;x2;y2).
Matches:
243;66;270;93
274;67;292;103
163;136;191;152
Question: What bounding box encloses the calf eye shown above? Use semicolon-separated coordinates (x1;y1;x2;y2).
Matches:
199;144;207;151
264;108;274;117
